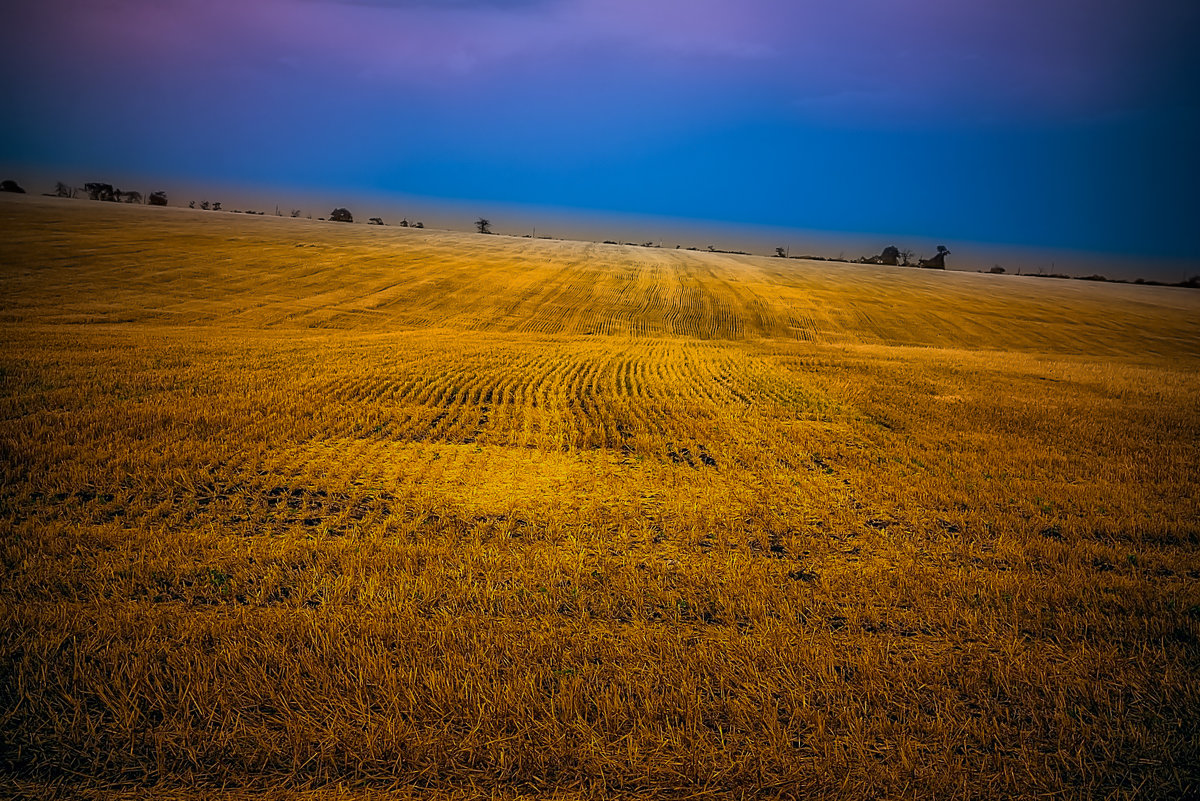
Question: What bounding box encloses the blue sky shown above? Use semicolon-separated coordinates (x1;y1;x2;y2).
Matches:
2;0;1198;272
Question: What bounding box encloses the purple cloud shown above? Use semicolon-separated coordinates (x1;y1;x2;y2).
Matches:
14;0;1193;117
4;0;1196;263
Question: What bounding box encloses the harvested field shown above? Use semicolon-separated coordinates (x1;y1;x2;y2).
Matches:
1;195;1199;799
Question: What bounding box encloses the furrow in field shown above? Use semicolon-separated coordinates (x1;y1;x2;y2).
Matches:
507;258;593;335
547;354;593;450
588;353;625;450
616;349;670;448
678;347;727;409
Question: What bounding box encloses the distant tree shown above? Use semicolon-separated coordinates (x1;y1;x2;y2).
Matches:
877;245;900;266
53;181;74;198
413;221;424;228
291;209;301;218
368;217;383;225
1;179;26;193
84;183;117;201
775;247;787;258
118;190;142;204
188;200;196;209
329;207;353;222
199;200;210;210
475;217;492;234
898;248;914;266
917;245;950;270
148;191;168;206
989;265;1005;274
212;201;222;211
399;218;409;227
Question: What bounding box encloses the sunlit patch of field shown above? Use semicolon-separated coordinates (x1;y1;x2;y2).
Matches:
1;195;1198;799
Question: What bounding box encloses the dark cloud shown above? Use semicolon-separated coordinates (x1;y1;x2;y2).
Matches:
309;0;552;8
4;0;1195;261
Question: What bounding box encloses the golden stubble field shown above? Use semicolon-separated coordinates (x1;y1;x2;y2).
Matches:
1;195;1198;799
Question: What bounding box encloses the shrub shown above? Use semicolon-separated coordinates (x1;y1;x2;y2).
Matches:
85;183;117;201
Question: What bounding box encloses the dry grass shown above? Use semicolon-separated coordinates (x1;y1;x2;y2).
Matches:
1;195;1198;799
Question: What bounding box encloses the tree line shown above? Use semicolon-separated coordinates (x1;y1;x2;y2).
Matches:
1;179;429;227
774;243;950;270
7;180;1196;286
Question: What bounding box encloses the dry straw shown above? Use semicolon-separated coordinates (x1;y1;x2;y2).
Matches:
1;196;1198;798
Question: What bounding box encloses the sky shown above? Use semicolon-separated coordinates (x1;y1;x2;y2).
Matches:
2;0;1198;274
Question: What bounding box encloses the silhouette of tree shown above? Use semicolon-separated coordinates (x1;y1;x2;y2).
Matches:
212;201;222;211
775;247;787;258
414;221;424;228
188;200;195;209
53;181;73;198
329;208;353;222
1;179;26;193
119;190;142;204
199;200;210;210
898;248;914;266
291;209;301;218
148;191;167;206
917;245;951;270
84;183;116;201
368;217;384;225
475;218;492;234
989;265;1005;274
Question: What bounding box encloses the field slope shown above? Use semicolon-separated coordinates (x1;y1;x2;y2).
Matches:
2;195;1199;799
